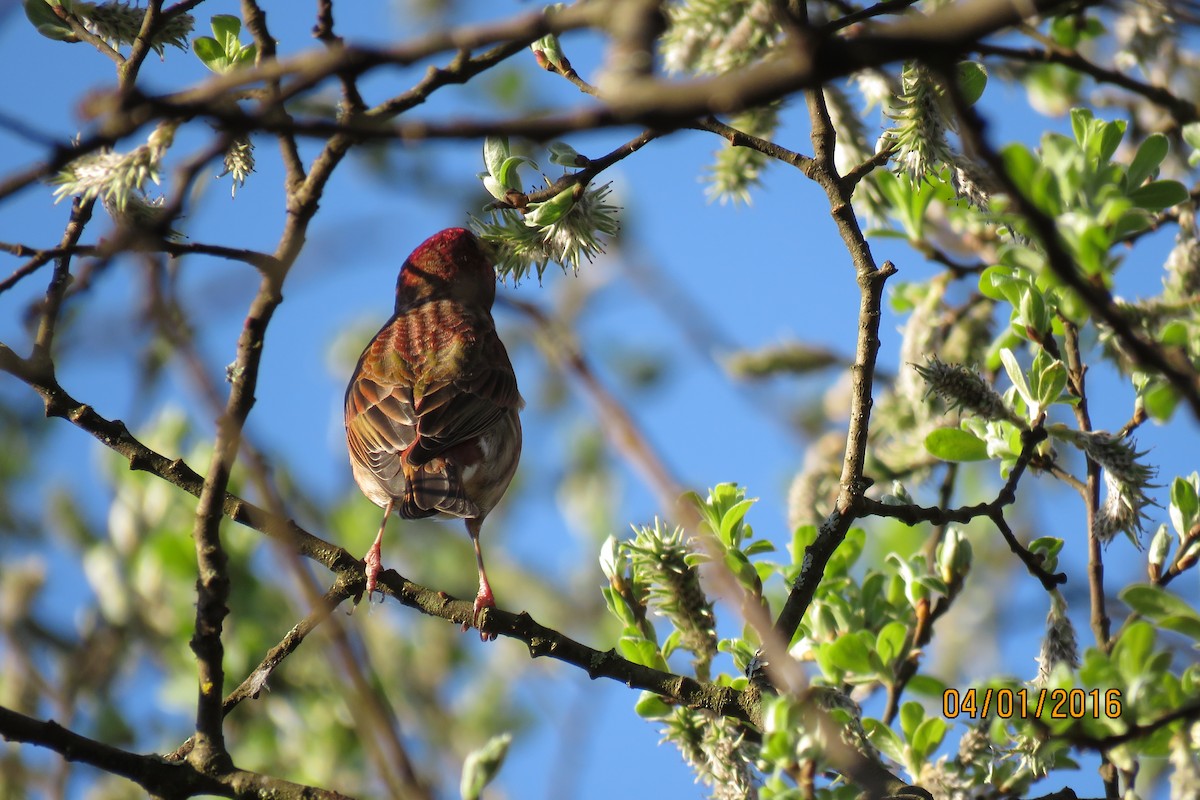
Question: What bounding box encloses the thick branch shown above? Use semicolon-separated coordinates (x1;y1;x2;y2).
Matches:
186;269;285;769
0;706;354;800
772;74;897;646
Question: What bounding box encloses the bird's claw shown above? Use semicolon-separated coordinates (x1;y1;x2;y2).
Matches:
472;594;498;642
362;543;384;604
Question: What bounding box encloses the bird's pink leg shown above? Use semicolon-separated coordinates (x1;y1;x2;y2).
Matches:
363;499;394;601
467;518;497;642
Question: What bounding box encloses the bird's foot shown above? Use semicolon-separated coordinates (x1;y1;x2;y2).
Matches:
468;587;497;642
362;542;384;603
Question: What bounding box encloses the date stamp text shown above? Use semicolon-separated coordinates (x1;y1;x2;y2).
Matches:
942;687;1123;720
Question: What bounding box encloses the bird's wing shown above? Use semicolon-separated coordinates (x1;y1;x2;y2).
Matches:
409;329;522;465
345;358;418;500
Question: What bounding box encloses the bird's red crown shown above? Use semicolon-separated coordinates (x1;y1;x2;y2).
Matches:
395;227;497;310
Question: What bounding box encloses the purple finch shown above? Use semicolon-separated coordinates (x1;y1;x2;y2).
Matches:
344;228;523;640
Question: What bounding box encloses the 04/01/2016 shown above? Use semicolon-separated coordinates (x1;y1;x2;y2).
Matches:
942;687;1123;720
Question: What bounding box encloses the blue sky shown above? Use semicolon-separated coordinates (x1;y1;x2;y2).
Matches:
2;2;1198;799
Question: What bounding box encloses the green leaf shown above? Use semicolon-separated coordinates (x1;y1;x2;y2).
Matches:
482;136;509;179
910;717;948;762
618;636;667;671
957;61;988;105
791;524;818;555
193;36;223;67
635;691;672;719
210;14;241;49
523;186;575;227
1184;121;1200;151
1128;179;1189;210
1000;347;1035;410
194;20;254;74
826;632;873;674
460;733;512;800
1185;124;1200;166
1002;143;1040;197
924;427;989;462
899;701;925;741
661;629;681;660
1160;614;1200;643
598;535;621;581
864;719;906;764
1122;584;1199;620
1113;620;1156;679
548;141;584;167
24;0;75;41
1030;349;1067;410
876;621;908;667
1112;209;1153;241
1126;133;1169;189
827;528;865;575
1170;476;1199;535
496;155;536;192
978;265;1017;301
1028;536;1064;572
1141;379;1179;422
719;498;757;546
601;587;637;627
1159;320;1190;347
191;14;256;71
1050;15;1102;46
1018;285;1050;335
743;539;776;557
1099;119;1127;163
723;549;760;592
906;674;948;697
1070;108;1092;148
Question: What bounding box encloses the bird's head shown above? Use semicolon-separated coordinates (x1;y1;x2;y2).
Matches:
395;228;498;310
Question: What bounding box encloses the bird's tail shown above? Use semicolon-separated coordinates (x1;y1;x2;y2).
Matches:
403;459;477;519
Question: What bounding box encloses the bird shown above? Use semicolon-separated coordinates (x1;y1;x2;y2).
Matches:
344;227;523;640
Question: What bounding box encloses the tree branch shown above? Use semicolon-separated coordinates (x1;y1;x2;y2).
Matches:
772;61;897;648
165;580;354;763
0;344;758;726
859;426;1067;591
0;705;355;800
975;42;1198;125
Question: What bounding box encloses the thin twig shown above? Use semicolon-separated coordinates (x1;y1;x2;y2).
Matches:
241;0;306;185
976;42;1198;125
0;241;278;290
312;0;366;113
30;200;94;370
860;426;1067;591
501;129;664;209
61;11;125;64
118;0;165;90
1062;320;1111;650
165;580;353;762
